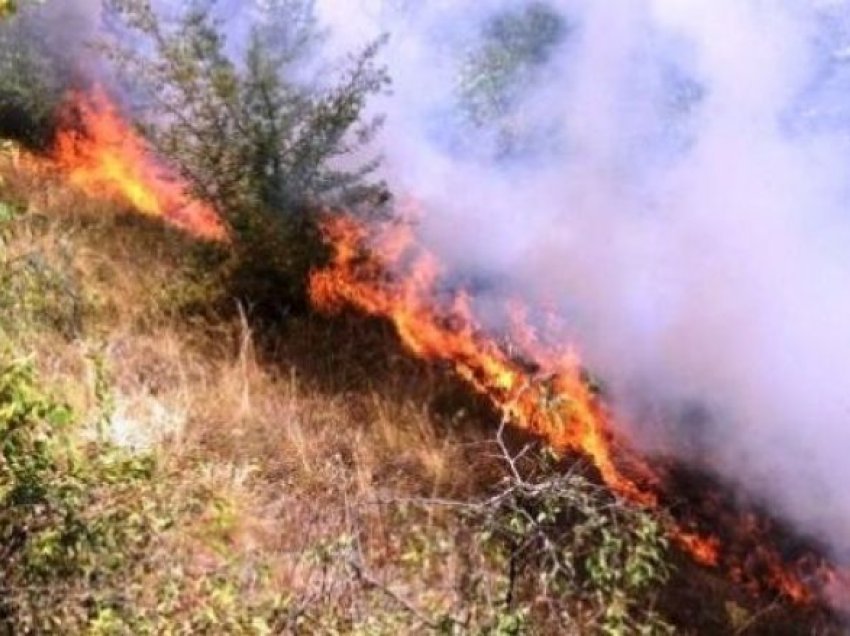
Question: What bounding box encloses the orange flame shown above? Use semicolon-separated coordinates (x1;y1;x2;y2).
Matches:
50;88;225;241
310;213;656;505
309;210;847;610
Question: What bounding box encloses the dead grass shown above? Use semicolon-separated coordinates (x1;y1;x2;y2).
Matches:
0;156;516;630
0;155;840;634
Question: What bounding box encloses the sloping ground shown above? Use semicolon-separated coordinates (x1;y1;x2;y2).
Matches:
0;153;839;634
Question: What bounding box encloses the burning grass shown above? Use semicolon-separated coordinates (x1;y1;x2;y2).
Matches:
21;88;226;241
0;145;843;632
308;208;850;625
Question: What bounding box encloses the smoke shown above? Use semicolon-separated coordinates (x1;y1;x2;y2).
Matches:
8;0;102;66
312;0;850;557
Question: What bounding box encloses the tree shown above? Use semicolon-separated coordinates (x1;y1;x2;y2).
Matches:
100;0;390;314
102;0;389;228
455;1;567;161
0;0;65;147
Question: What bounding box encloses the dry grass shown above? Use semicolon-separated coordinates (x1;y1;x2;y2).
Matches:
1;155;839;634
0;156;519;631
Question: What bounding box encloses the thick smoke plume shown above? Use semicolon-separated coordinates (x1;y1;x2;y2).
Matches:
313;0;850;560
14;0;850;561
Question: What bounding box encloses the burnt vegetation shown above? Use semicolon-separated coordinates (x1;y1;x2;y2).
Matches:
0;1;845;635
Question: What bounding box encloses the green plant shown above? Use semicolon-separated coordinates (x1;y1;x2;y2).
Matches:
0;357;291;633
0;0;66;147
465;425;674;634
0;357;174;632
455;1;567;160
103;0;388;218
101;0;389;315
0;202;84;341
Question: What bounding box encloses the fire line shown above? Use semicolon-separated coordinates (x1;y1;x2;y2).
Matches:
20;85;850;616
309;211;849;611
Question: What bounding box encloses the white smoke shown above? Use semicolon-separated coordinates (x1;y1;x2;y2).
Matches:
314;0;850;557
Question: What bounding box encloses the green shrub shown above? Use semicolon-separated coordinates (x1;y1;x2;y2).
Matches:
0;357;145;633
0;1;66;147
0;201;84;341
102;0;389;315
466;433;674;634
0;357;289;634
455;2;567;160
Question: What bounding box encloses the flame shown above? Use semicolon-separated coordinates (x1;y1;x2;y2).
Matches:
310;213;656;504
676;531;721;567
309;209;847;610
49;88;225;240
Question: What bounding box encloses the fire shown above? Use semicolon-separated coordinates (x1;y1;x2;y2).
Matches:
24;84;841;615
49;88;224;241
675;531;721;567
309;209;847;611
310;213;656;505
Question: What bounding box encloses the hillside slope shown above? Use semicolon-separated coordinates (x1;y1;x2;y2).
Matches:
0;151;838;634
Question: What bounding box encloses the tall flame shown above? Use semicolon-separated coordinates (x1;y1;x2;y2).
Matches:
50;88;224;241
310;209;848;611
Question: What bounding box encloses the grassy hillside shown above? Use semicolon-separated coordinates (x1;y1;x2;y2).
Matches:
0;151;838;634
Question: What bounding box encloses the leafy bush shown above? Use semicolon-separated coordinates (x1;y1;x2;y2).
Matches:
105;0;385;204
0;200;84;341
0;1;67;147
0;358;152;633
103;0;389;309
0;357;290;634
464;428;674;634
305;425;676;634
456;1;567;160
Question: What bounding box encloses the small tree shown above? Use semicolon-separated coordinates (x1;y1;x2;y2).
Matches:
102;0;389;313
456;1;567;161
103;0;389;227
0;0;66;147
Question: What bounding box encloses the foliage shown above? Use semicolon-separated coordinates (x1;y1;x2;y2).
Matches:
0;200;84;341
0;164;829;634
456;1;567;160
464;426;674;634
102;0;388;222
0;1;66;147
101;0;389;315
278;423;676;634
0;357;290;634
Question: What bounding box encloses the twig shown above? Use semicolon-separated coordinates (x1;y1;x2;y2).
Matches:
346;553;466;630
733;599;781;635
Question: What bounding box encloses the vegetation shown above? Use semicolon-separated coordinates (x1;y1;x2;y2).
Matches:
455;2;567;161
101;0;390;312
0;0;66;147
0;357;288;633
104;0;389;214
0;152;836;633
0;199;83;341
0;2;841;633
